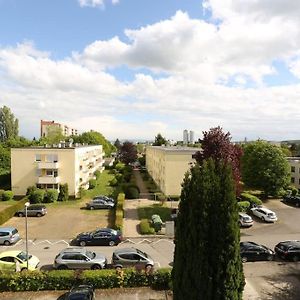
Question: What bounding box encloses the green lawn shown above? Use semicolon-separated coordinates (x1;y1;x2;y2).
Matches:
138;204;172;222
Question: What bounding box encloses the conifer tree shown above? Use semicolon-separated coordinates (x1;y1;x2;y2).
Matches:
173;159;244;300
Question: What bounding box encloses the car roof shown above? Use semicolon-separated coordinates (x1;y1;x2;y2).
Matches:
59;247;87;254
113;248;139;255
95;228;116;233
0;250;23;257
253;207;274;213
0;227;17;231
239;212;251;217
278;240;300;247
240;241;259;247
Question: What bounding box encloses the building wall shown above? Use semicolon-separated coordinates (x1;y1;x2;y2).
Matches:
11;145;104;197
288;158;300;189
40;120;78;138
146;146;200;196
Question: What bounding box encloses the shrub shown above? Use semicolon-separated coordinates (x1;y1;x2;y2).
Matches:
0;189;5;200
240;192;262;206
237;201;250;212
94;170;101;180
115;162;126;172
26;186;37;196
88;179;97;189
58;183;68;201
29;189;45;204
126;187;139;199
2;190;13;201
139;219;155;235
43;189;58;203
290;186;298;196
0;198;27;225
114;193;125;230
109;178;118;186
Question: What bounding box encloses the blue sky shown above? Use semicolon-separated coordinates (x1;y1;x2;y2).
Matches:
1;0;300;141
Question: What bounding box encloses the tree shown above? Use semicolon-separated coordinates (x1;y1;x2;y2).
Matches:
114;138;121;150
58;183;69;201
0;106;19;142
119;141;137;165
40;126;64;145
173;159;244;299
153;133;167;146
194;126;243;195
241;141;290;196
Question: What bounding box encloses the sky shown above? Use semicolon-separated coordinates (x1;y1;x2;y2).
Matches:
1;0;300;142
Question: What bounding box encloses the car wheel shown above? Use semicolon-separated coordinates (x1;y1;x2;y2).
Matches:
4;240;10;246
292;255;299;262
91;264;102;270
109;240;115;246
36;212;42;217
115;266;122;271
267;255;274;261
90;206;94;210
57;265;68;270
79;241;86;247
18;212;24;217
241;257;247;263
145;264;153;272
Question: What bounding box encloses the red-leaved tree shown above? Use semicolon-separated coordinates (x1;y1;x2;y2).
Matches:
119;141;138;165
194;126;243;196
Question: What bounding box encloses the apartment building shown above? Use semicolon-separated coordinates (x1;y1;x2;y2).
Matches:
11;144;104;197
40;120;78;138
288;157;300;189
146;146;201;196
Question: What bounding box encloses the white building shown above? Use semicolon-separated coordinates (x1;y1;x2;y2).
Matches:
183;129;189;144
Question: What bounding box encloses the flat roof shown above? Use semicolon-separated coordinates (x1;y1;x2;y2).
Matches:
11;145;101;150
147;146;202;152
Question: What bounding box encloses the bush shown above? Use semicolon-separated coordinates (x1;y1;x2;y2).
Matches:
58;183;68;201
237;201;250;212
0;268;172;292
109;178;118;186
139;219;155;235
2;190;13;201
0;198;27;225
26;186;37;196
126;187;139;199
29;189;45;204
43;189;58;203
94;170;101;180
115;162;126;172
290;186;298;196
114;193;125;230
88;179;97;189
240;192;262;207
0;189;4;200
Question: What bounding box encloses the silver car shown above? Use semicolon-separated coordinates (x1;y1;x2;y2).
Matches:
112;248;154;270
0;227;20;246
86;199;115;210
53;247;107;270
238;213;254;228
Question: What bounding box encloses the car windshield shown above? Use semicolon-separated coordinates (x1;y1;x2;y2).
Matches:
243;216;251;221
267;213;275;217
137;249;148;258
17;251;32;262
85;251;95;259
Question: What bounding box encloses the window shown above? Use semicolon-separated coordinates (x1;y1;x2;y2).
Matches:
119;254;133;260
291;166;295;172
62;254;76;260
0;232;9;237
46;154;58;163
0;257;15;263
46;170;53;176
291;177;295;183
35;154;41;162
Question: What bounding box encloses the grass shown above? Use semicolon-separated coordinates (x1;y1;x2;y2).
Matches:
137;204;172;222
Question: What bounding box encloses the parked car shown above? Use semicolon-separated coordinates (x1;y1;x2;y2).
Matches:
93;195;115;204
282;195;300;207
58;285;95;300
240;241;274;262
238;213;254;228
112;248;154;270
86;199;115;210
53;247;107;270
0;250;40;271
16;204;47;217
274;240;300;262
75;228;122;246
250;207;277;222
0;227;20;246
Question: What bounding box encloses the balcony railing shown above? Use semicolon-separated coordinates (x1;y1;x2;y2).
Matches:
37;162;59;169
38;176;60;184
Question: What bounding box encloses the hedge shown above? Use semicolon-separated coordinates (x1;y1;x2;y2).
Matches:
43;189;58;203
2;190;14;201
0;198;28;225
114;193;125;230
139;219;155;235
0;268;172;292
29;189;45;204
240;192;262;206
237;201;250;212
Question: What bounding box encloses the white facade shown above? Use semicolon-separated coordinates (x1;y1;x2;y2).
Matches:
183;129;189;144
288;157;300;189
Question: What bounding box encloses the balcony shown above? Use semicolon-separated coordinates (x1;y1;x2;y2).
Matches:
38;176;60;184
37;162;59;169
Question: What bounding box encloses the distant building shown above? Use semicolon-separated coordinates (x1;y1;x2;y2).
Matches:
288;157;300;189
11;144;104;197
40;120;78;138
183;129;189;144
146;146;201;196
189;130;195;144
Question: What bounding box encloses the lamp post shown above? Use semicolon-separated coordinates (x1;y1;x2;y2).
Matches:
25;202;30;270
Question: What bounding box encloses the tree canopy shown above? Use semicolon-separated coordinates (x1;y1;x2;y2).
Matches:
0;106;19;142
40;126;65;145
241;141;290;196
173;159;244;299
194;126;243;195
153;133;167;146
119;141;137;165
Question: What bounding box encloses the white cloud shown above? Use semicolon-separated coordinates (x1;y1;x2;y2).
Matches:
78;0;119;8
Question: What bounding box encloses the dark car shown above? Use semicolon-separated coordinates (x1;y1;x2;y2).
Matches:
16;205;47;217
240;241;274;263
86;199;115;210
75;228;122;246
282;195;300;207
58;285;95;300
274;240;300;262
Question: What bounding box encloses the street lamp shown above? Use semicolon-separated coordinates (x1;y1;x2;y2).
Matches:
25;201;30;270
